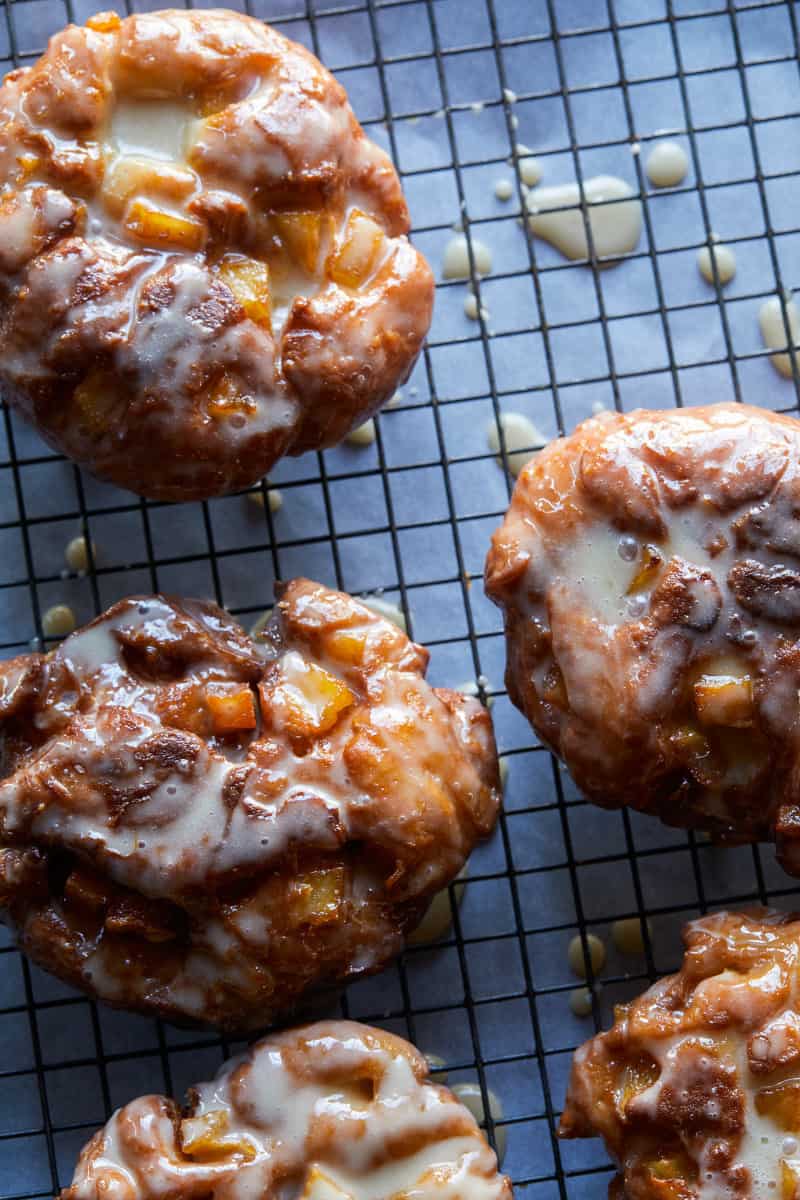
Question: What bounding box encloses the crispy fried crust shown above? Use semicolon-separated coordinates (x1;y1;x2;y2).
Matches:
62;1019;513;1200
485;402;800;874
0;9;433;500
559;909;800;1200
0;580;499;1030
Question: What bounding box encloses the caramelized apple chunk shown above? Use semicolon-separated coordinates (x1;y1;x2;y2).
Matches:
218;257;272;328
123;198;206;250
327;209;385;288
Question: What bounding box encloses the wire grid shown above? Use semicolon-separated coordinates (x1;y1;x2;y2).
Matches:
3;0;800;1195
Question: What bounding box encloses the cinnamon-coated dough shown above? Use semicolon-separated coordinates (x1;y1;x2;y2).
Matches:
0;9;433;500
63;1020;512;1200
561;909;800;1200
0;580;499;1030
486;403;800;875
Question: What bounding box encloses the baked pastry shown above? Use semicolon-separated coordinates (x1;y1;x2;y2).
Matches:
0;9;433;501
560;909;800;1199
0;580;499;1030
62;1019;512;1200
486;402;800;873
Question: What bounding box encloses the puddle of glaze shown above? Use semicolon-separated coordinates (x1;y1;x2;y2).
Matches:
645;140;689;188
109;98;196;162
525;175;642;263
697;243;736;286
759;295;800;378
442;234;492;279
488;412;548;476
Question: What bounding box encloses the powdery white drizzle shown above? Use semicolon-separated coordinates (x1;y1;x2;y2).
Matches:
526;175;642;262
759;295;800;378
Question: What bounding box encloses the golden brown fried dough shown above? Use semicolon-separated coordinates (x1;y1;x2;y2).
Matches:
63;1020;512;1200
0;580;499;1030
0;9;433;500
486;403;800;874
560;909;800;1200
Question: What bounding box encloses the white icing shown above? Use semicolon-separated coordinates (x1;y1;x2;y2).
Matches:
345;418;376;447
175;1024;507;1200
645;141;689;189
442;235;492;279
526;175;642;262
109;99;195;162
759;295;800;378
487;412;548;476
698;243;736;285
519;156;543;187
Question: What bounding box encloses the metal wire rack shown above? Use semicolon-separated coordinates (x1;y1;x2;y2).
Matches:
2;0;800;1196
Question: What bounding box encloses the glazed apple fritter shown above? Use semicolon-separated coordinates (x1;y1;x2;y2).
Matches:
0;580;500;1030
63;1020;513;1200
0;9;433;500
486;403;800;874
561;909;800;1200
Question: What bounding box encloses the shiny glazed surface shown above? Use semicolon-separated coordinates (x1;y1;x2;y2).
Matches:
63;1020;513;1200
486;403;800;875
0;9;433;499
0;580;499;1030
561;910;800;1200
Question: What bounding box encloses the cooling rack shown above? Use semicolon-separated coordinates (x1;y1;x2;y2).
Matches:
2;0;800;1196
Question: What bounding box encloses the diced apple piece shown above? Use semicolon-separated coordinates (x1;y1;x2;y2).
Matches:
299;1167;355;1200
644;1150;696;1198
207;688;257;734
218;257;271;329
782;1160;800;1200
273;211;327;274
17;152;39;181
86;10;121;31
290;867;347;926
327;628;368;666
327;209;385;288
73;368;115;435
267;656;355;738
626;544;663;595
123;197;205;251
756;1080;800;1131
103;156;196;219
180;1110;255;1161
693;674;754;728
206;373;255;421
